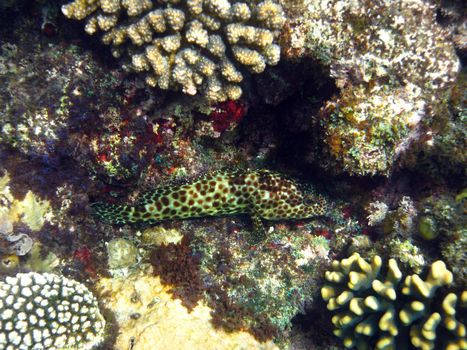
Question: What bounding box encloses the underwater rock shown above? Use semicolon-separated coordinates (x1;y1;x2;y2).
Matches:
107;237;139;270
281;0;459;176
96;269;278;350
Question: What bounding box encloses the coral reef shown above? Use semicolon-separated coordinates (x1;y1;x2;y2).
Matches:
282;0;459;175
0;1;464;349
399;71;466;178
365;195;418;240
417;192;467;288
0;272;105;349
363;185;465;284
0;33;124;161
96;268;279;350
321;253;466;350
62;0;286;101
182;222;331;340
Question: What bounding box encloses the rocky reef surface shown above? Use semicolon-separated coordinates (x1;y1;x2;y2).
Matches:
0;0;465;349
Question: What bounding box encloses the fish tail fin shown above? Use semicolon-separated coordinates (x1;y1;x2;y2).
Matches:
91;202;135;225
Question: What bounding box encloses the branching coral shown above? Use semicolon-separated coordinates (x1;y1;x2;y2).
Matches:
62;0;285;101
321;253;466;350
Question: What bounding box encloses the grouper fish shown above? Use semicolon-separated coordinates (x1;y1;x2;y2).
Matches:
92;169;328;228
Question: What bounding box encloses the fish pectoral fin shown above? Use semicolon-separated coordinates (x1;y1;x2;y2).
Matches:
249;213;267;243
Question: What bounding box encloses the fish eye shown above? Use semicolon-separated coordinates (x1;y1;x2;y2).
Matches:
303;193;315;206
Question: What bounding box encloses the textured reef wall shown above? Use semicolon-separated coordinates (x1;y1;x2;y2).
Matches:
281;0;460;176
0;0;465;349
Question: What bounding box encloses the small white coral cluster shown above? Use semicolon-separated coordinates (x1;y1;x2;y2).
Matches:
366;201;389;227
0;272;105;350
62;0;285;101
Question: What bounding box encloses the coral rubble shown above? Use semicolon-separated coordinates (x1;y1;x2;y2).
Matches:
62;0;286;101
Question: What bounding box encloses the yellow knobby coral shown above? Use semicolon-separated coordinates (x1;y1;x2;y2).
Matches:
321;253;466;350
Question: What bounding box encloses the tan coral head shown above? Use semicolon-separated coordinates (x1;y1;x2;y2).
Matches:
61;0;286;101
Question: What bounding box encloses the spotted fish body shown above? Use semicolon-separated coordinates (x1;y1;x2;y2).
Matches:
92;170;328;225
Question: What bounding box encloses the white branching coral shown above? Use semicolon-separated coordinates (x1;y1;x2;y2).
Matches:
62;0;286;101
366;201;389;227
0;272;105;350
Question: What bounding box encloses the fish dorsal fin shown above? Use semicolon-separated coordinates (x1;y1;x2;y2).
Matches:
134;168;246;205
